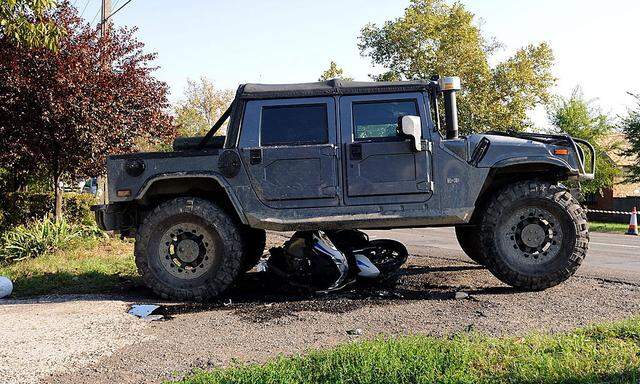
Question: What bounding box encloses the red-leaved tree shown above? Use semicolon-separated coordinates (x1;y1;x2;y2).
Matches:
0;2;174;219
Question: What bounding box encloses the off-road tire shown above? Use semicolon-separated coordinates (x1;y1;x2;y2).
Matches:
454;226;486;265
135;197;243;301
480;180;588;290
240;227;266;271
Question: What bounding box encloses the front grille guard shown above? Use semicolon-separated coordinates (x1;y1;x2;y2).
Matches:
571;137;596;180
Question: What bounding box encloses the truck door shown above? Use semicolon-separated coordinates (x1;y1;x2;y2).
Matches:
239;97;339;208
340;93;432;205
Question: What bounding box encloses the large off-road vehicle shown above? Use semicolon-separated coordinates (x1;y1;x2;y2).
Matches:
93;77;595;301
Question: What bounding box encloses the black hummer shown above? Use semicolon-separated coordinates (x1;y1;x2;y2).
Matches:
93;77;595;300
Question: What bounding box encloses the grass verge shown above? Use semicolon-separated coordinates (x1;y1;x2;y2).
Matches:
0;237;138;297
176;318;640;384
590;221;631;234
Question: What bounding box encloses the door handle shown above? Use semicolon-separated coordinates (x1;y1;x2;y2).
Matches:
350;144;362;160
249;148;262;165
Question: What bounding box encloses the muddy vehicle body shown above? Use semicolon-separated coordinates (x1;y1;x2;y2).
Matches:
93;77;595;300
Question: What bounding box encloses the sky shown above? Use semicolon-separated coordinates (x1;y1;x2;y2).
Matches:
77;0;640;128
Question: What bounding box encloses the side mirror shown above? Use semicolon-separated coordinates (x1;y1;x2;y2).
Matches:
400;115;422;151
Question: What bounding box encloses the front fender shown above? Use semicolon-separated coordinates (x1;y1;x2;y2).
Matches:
469;132;593;180
491;156;579;176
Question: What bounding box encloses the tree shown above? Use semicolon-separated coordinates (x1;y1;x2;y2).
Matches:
621;93;640;183
318;61;353;81
358;0;555;133
547;88;621;195
0;0;63;49
174;77;234;137
0;2;173;220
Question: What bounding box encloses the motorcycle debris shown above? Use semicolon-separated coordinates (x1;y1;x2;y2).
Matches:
128;304;165;321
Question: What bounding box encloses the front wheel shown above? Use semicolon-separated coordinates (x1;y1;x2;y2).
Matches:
479;181;589;290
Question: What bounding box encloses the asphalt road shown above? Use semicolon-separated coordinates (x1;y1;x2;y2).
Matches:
367;227;640;283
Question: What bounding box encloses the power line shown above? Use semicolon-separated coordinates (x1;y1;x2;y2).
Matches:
80;0;91;17
90;6;101;24
104;0;133;22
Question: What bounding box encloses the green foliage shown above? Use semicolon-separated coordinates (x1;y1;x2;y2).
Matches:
589;221;630;234
621;93;640;183
318;61;353;81
358;0;555;133
63;192;98;226
176;318;640;384
0;216;84;262
0;192;52;230
174;76;235;137
0;237;138;296
547;87;621;195
0;192;97;230
0;0;63;50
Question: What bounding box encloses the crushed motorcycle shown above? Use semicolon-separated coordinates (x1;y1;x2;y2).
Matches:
264;230;408;293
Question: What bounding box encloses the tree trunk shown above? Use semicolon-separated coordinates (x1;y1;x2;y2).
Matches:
53;172;63;222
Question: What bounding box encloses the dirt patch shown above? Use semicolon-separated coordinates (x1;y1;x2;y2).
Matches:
42;246;640;384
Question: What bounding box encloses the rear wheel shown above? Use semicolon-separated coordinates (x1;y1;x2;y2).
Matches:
479;181;589;290
135;197;243;301
454;226;486;265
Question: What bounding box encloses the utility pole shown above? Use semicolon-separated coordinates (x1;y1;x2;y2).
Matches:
97;0;112;202
100;0;111;37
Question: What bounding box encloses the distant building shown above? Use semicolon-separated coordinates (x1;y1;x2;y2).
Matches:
588;133;639;222
600;133;639;198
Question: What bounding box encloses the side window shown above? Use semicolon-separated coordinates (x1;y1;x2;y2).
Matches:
260;104;328;146
352;100;418;141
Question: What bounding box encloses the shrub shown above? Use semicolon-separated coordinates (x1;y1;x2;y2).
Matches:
0;217;100;263
0;192;97;231
0;192;51;231
64;192;97;226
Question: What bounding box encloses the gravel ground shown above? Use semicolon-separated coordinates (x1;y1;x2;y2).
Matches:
0;296;149;384
2;233;640;384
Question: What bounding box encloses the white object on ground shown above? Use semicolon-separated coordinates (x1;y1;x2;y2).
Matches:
455;291;469;300
128;304;161;320
0;276;12;298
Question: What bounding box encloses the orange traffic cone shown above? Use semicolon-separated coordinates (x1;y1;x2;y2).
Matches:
627;207;639;236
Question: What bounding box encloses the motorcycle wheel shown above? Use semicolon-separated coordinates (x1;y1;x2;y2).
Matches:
365;239;408;276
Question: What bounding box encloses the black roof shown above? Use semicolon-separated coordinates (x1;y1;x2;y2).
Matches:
237;79;434;100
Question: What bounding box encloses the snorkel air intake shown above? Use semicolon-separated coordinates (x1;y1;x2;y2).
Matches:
438;77;461;139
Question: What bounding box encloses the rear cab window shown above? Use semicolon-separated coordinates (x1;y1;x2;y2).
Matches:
260;104;328;146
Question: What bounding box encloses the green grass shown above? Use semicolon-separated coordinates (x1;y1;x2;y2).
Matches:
0;237;138;297
176;318;640;384
590;221;631;234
